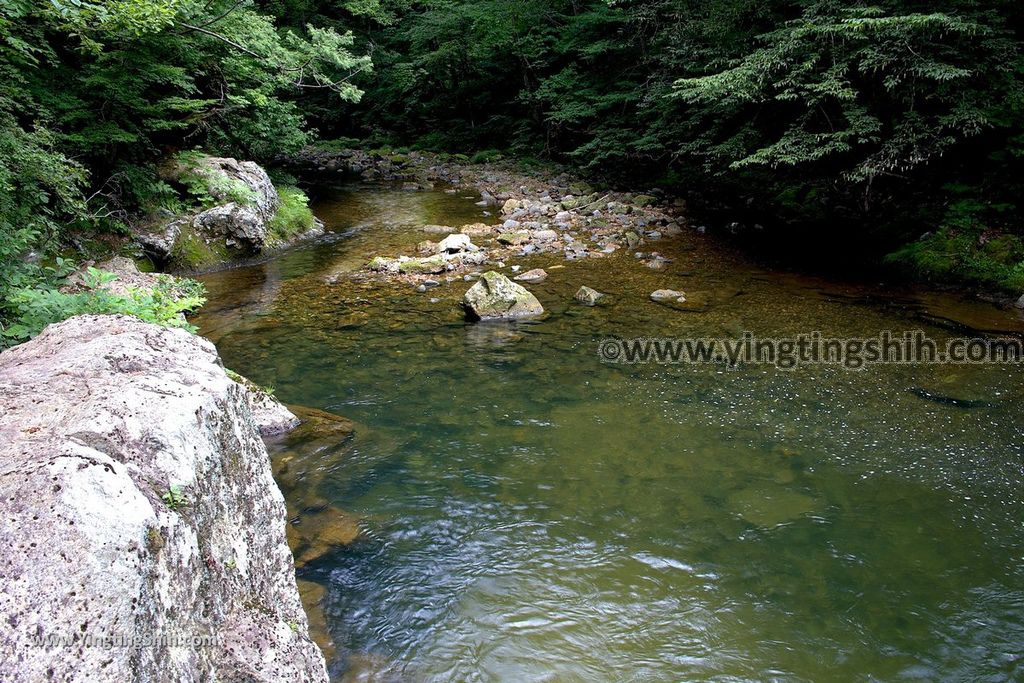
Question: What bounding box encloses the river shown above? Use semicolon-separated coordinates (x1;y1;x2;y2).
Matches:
193;181;1024;681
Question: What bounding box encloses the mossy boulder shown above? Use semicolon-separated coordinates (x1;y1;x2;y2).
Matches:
497;231;531;246
462;271;544;321
399;253;451;274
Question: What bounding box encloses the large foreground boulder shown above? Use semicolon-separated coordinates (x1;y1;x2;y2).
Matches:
0;316;326;682
462;271;544;320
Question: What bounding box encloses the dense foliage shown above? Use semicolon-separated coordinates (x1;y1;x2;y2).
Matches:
317;0;1024;289
2;0;1024;336
0;0;368;336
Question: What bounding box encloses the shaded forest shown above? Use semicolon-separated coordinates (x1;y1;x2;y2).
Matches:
3;0;1024;338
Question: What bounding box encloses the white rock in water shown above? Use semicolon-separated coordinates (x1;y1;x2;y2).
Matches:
650;289;687;303
574;286;606;306
437;233;478;253
0;315;327;683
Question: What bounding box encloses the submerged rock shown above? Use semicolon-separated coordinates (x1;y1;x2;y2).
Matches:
421;224;454;234
0;315;327;682
650;289;687;304
514;268;548;283
460;222;495;237
574;286;606;306
288;508;362;568
462;271;544;321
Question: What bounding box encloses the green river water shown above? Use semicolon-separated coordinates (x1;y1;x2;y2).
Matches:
193;182;1024;682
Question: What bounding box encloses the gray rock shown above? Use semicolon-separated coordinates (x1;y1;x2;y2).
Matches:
179;156;279;222
368;256;401;274
462;271;544;321
0;316;326;682
231;373;300;436
136;220;184;261
532;229;559;243
453;251;488;267
193;203;267;250
1016;294;1024;309
502;219;522;230
574;286;605;306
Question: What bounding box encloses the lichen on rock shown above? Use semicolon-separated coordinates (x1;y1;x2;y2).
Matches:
0;315;327;682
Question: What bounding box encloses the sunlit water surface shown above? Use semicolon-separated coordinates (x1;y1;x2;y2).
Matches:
194;182;1024;682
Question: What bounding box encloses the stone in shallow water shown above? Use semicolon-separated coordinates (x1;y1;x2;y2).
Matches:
727;486;820;528
288;507;362;568
421;224;454;234
574;286;606;306
514;268;547;283
399;253;450;274
368;255;400;274
462;271;544;321
650;289;686;303
497;231;531;246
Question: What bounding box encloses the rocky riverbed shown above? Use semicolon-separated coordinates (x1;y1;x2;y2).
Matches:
291;148;692;315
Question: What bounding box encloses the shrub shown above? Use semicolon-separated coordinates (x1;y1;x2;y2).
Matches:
886;229;1024;293
267;187;316;241
1;267;206;346
469;149;504;164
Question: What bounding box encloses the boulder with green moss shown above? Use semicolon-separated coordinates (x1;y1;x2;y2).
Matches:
137;154;321;273
462;271;544;320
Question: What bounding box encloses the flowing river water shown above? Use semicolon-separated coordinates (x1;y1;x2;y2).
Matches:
193;181;1024;682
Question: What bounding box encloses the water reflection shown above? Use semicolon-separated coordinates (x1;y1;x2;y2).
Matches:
194;184;1024;681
